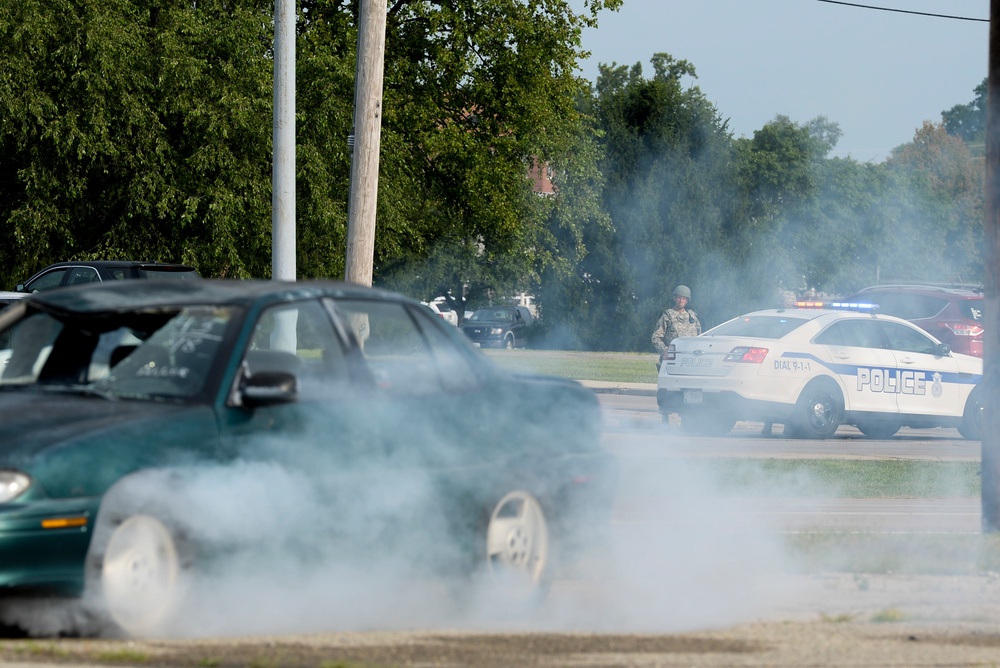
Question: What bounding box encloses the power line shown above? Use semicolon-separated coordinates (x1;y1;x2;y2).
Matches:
816;0;988;22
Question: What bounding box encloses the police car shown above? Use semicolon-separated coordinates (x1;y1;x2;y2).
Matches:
656;302;984;439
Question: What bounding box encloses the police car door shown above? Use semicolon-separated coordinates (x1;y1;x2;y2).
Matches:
877;320;963;417
814;318;899;414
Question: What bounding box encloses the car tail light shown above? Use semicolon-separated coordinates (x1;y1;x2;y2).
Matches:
665;344;676;361
939;322;984;337
724;346;768;363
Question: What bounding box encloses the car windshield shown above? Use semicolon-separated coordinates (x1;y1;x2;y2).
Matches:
469;309;513;323
705;314;811;339
0;305;237;400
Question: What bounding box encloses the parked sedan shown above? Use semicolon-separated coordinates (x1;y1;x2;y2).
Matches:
657;304;983;439
16;260;199;293
0;280;613;637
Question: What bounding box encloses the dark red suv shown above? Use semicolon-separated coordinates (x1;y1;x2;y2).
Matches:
842;284;984;357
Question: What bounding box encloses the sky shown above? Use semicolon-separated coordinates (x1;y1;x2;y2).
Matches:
575;0;988;162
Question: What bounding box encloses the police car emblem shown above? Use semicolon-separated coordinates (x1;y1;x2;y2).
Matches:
931;372;943;398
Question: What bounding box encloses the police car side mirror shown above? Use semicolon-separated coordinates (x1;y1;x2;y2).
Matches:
935;343;951;357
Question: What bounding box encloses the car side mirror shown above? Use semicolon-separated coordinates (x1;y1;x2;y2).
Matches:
15;284;24;292
935;342;952;357
241;371;298;407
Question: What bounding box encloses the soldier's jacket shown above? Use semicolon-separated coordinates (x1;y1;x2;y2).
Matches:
651;308;701;353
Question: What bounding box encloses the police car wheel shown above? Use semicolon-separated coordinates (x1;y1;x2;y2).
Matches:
792;379;843;439
959;386;984;441
855;417;900;439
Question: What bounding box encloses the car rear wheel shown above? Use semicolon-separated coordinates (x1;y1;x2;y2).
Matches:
959;386;984;440
484;490;551;602
855;417;901;439
792;379;843;439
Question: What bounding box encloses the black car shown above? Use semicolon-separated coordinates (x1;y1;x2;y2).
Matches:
0;280;613;637
461;305;535;349
16;260;199;293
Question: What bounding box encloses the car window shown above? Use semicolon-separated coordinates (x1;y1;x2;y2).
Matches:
961;300;984;321
0;307;237;399
470;309;513;323
66;266;100;285
878;321;940;355
335;299;446;395
814;320;884;349
136;268;199;280
407;306;479;392
705;315;810;339
865;292;947;320
98;307;236;398
0;313;62;382
25;268;68;292
243;300;348;395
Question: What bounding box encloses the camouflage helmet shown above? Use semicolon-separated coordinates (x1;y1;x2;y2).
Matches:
673;285;691;299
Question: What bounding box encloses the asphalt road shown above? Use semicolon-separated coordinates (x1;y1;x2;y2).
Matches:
2;391;996;667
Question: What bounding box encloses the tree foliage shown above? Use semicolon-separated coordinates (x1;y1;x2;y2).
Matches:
943;77;986;149
0;1;985;353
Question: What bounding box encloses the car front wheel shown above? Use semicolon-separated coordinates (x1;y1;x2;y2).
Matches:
484;490;551;602
504;334;515;350
792;379;844;439
959;386;984;440
90;513;188;637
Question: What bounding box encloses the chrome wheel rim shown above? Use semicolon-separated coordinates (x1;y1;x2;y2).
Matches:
485;491;549;593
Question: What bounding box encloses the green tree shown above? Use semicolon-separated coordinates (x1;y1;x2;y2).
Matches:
559;53;734;350
883;121;983;284
0;0;620;296
943;77;986;153
373;0;620;315
0;0;276;287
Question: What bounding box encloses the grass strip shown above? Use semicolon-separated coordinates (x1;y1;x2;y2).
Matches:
707;458;981;498
483;350;659;383
617;458;981;499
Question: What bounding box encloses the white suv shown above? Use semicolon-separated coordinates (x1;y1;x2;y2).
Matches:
422;298;459;326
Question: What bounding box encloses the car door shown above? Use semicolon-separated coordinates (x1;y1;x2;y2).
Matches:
814;319;899;414
877;320;964;417
220;298;361;457
329;297;493;460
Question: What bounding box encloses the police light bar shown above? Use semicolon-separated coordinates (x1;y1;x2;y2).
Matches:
794;301;879;312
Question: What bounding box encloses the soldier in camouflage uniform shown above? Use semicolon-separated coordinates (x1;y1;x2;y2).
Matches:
651;285;702;355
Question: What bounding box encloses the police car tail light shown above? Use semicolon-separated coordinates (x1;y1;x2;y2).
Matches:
724;347;768;363
665;344;676;361
940;322;984;337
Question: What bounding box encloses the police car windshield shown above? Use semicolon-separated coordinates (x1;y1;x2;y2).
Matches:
705;314;811;339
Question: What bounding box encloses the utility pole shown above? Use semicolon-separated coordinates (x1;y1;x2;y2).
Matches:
344;0;387;287
272;0;296;282
983;0;1000;531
